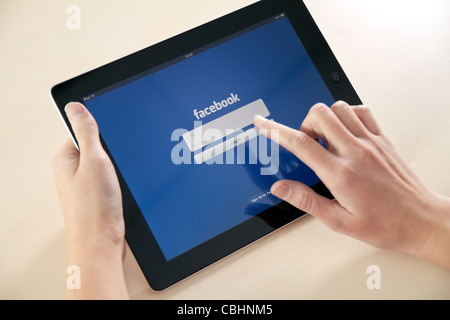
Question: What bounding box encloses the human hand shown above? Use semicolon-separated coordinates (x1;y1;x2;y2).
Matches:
53;102;128;299
254;101;450;268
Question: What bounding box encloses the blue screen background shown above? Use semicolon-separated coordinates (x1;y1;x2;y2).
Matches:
85;17;335;260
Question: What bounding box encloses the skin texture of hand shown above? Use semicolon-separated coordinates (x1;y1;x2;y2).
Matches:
53;102;129;299
254;101;450;269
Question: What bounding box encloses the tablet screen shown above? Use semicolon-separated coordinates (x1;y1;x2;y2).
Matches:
83;14;334;261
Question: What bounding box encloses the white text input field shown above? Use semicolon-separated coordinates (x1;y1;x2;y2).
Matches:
182;99;270;152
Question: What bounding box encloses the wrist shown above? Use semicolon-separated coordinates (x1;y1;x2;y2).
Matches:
65;234;129;299
64;209;125;254
66;231;124;261
413;192;450;269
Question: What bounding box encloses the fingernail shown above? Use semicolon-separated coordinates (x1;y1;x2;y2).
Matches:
65;103;84;120
271;182;290;199
254;114;267;126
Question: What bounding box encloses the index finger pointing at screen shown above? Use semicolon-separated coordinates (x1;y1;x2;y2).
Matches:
253;115;336;178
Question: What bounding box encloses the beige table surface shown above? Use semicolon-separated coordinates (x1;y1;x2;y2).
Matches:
1;0;450;300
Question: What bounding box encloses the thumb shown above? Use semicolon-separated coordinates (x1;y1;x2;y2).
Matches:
271;180;347;232
65;102;102;155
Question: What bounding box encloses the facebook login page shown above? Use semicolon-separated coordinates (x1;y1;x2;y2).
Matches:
84;15;335;260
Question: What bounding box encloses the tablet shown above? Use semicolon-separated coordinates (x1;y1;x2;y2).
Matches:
51;0;361;291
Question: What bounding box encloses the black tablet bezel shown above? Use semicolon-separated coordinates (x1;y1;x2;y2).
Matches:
51;0;362;291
